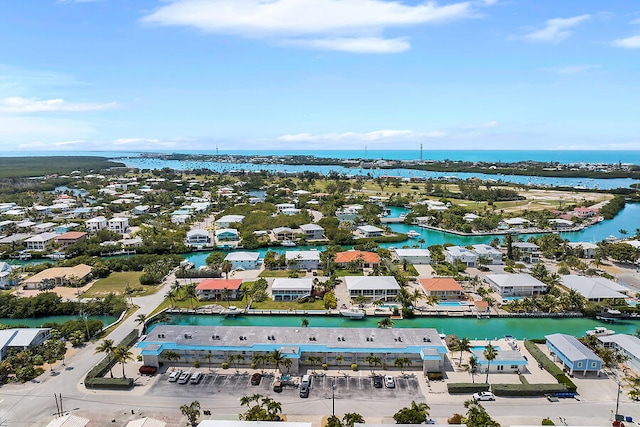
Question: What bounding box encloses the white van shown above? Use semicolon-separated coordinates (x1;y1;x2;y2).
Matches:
300;374;311;387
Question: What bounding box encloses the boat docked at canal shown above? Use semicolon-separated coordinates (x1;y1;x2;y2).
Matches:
220;306;244;317
586;326;615;337
407;230;420;238
339;306;365;319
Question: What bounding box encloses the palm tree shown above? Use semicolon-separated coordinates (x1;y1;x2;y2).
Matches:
135;313;148;333
377;318;394;328
282;358;292;374
394;357;412;374
458;337;471;366
203;351;214;371
305;355;323;374
113;346;134;379
619;229;628;238
229;354;245;373
184;284;197;309
364;355;382;374
165;288;177;307
221;260;233;279
269;350;286;374
163;350;181;367
221;287;232;307
301;318;309;328
468;356;478;383
343;413;365;427
180;400;201;426
336;354;344;373
95;339;115;378
483;343;498;384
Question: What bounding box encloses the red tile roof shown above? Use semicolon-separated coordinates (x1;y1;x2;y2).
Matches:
334;250;381;264
196;279;243;291
56;231;87;240
420;278;463;292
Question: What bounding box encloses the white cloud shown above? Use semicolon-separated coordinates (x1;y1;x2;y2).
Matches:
524;15;590;43
277;129;446;143
612;35;640;49
113;137;194;149
0;97;118;113
141;0;481;53
554;64;601;74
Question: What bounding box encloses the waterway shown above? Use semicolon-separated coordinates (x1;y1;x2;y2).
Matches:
0;315;118;328
151;314;639;340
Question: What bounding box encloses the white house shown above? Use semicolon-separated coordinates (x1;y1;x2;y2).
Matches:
344;276;400;302
285;250;320;270
471;244;503;264
464;213;481;222
500;217;531;229
272;227;296;241
393;248;431;265
473;348;528;374
25;232;58;251
185;229;212;247
300;223;325;240
107;217;129;233
271;278;314;301
485;273;547;297
0;262;14;289
560;275;629;302
276;203;296;213
214;228;238;242
567;242;598;259
33;222;56;233
548;218;574;230
215;215;245;228
512;242;540;263
0;328;51;361
356;225;384;238
86;216;107;233
132;205;150;215
445;246;477;267
224;252;260;270
597;334;640;374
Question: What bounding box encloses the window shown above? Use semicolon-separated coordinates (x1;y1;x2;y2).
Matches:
577;362;583;368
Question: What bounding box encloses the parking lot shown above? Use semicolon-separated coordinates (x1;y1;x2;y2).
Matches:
147;371;421;401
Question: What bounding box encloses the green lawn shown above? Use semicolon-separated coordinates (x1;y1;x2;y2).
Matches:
259;270;297;278
83;272;159;298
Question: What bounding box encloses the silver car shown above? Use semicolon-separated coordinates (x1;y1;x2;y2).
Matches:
473;391;495;401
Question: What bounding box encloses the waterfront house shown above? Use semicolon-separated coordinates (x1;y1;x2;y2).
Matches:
473;348;528;374
285;250;320;270
0;328;51;361
86;216;107;233
464;213;481;222
560;275;629;301
548;218;574;230
25;232;58;251
195;278;243;301
214;228;238;242
511;242;540;263
567;242;598;259
335;250;381;269
393;248;431;265
0;262;14;289
485;273;547;297
275;203;296;213
0;220;13;233
215;214;245;228
132;205;150;215
272;227;296;241
344;276;400;302
356;225;384;238
597;334;640;374
420;278;463;299
56;231;87;247
224;252;260;270
500;217;531;229
271;278;313;301
171;214;189;224
0;234;30;246
471;244;503;264
23;264;92;289
185;229;212;247
34;222;56;233
445;246;477;267
138;325;448;375
545;333;602;376
107;217;129;234
299;223;324;240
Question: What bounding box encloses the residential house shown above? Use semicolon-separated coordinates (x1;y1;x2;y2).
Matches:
393;248;431;265
214;228;238;242
471;244;503;264
224;252;260;270
86;216;107;233
0;328;51;361
0;220;13;233
56;231;87;247
464;213;481;222
548;218;574;230
25;232;58;251
132;205;150;215
195;279;243;301
500;217;531;229
560;275;629;302
473;348;528;374
356;225;384;238
512;242;540;263
271;278;313;301
336;205;363;222
344;276;400;302
485;273;547;297
272;227;296;241
573;207;598;219
420;278;463;300
46;414;90;427
299;223;324;240
107;217;129;234
215;215;245;228
185;229;212;247
545;333;602;376
275;203;296;213
22;264;92;290
597;334;640;374
0;262;14;289
567;242;598;259
335;250;381;269
34;222;56;233
285;250;320;270
445;246;477;267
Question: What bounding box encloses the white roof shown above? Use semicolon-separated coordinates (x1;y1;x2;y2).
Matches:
25;232;58;243
549;218;573;226
199;422;311;427
472;244;501;256
225;252;260;261
34;222;56;230
560;275;629;299
344;276;400;291
188;228;210;237
598;334;640;356
394;248;430;257
125;417;166;427
86;216;107;223
503;217;530;225
545;333;601;363
512;242;539;249
486;273;546;289
300;223;324;231
285;250;320;261
216;214;245;224
215;228;238;236
357;225;384;233
272;227;294;233
568;242;598;250
46;414;90;427
272;278;313;291
446;246;477;258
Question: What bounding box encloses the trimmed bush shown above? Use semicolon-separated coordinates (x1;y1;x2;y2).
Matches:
322;363;328;370
221;362;229;369
524;339;577;392
447;383;490;394
85;377;133;390
427;372;443;381
492;383;567;397
194;361;200;368
542;418;556;425
351;364;358;371
84;330;140;390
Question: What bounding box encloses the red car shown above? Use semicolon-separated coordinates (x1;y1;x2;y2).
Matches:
251;373;262;385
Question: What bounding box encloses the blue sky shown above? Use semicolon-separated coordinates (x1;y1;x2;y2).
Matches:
1;0;639;152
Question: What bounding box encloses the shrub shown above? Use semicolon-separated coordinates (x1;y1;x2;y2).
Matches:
447;383;490;394
427;372;443;381
491;383;567;397
222;362;229;369
322;363;328;370
194;361;200;368
448;414;465;424
542;418;556;425
523;340;577;392
84;377;133;390
351;364;358;371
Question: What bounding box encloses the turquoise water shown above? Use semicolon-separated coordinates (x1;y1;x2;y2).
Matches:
0;315;118;328
502;297;524;302
471;345;499;351
153;314;640;340
438;301;468;307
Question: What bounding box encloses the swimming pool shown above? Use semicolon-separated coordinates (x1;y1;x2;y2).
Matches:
438;301;468;307
628;300;638;307
471;345;500;352
502;297;523;302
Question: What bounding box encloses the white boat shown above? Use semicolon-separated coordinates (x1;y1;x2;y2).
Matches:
220;306;243;317
281;240;297;247
586;326;615;337
339;307;365;319
407;230;420;238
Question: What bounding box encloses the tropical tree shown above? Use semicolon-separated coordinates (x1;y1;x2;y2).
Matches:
483;344;498;384
221;260;233;279
354;295;367;307
343;413;365;427
221;287;232;307
305;355;323;374
135;313;148;333
468;356;478;384
163;350;181;366
363;355;382;374
239;394;282;421
463;399;500;427
624;373;640;401
336;355;344;373
184;283;197;309
165;288;177;307
326;416;343;427
377;317;394;329
301;318;309;328
393;400;430;424
203;351;214;371
180;400;201;426
230;354;245;373
282;358;293;374
269;350;286;374
394;357;412;375
458;337;471;366
112;346;134;379
95;339;116;378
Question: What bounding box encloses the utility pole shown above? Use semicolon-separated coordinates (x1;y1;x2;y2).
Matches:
332;379;336;417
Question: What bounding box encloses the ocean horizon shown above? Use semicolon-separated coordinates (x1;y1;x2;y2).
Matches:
1;149;640;165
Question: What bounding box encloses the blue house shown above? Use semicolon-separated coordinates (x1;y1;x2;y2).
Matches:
545;333;602;376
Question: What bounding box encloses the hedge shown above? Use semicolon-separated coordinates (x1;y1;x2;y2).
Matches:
523;340;577;392
84;377;133;390
447;383;490;394
85;329;139;390
492;383;567;397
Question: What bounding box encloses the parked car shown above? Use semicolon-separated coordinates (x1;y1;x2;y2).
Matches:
139;365;157;376
373;376;383;388
273;380;283;393
168;370;183;382
384;375;395;388
251;373;262;385
299;384;310;398
190;372;203;384
473;391;496;401
178;372;191;384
